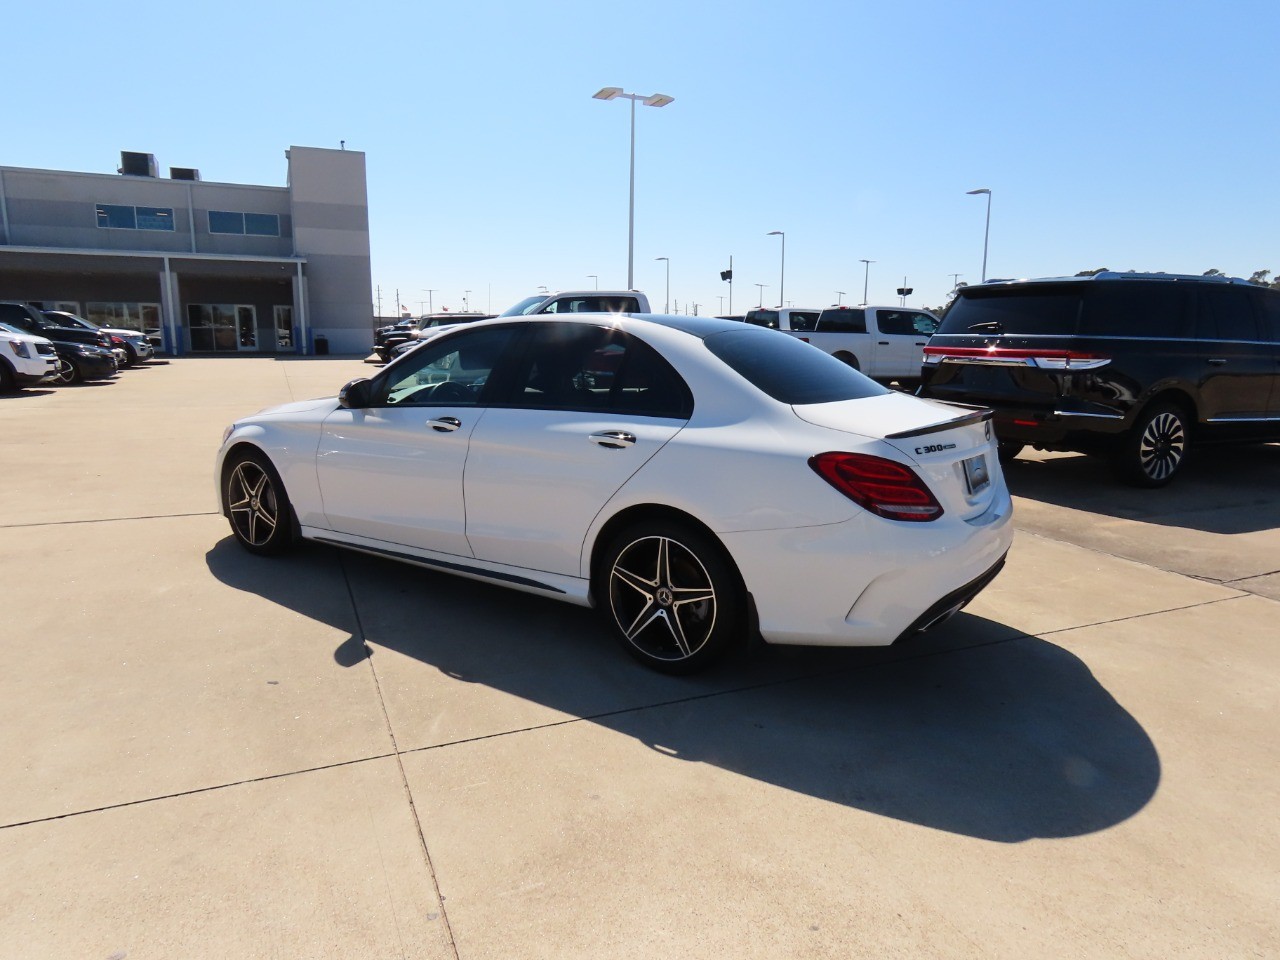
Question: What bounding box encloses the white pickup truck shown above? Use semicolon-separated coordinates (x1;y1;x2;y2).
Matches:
746;304;940;386
499;290;651;316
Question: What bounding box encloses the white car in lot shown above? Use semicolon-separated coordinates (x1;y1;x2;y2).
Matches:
0;321;59;390
216;315;1012;672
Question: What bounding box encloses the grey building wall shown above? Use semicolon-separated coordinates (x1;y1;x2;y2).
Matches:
0;146;374;355
287;146;374;354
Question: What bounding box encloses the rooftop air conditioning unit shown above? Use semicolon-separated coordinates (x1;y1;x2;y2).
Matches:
170;167;201;181
119;151;158;177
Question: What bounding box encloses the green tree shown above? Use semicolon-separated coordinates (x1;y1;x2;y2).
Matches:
1075;267;1109;276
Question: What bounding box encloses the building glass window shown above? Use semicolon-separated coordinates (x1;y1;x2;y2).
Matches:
274;305;294;349
95;204;174;231
209;210;280;237
188;304;258;353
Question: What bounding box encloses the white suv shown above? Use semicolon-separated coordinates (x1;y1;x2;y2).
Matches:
0;322;58;391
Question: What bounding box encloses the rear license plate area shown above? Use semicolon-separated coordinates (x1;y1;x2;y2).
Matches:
963;453;990;495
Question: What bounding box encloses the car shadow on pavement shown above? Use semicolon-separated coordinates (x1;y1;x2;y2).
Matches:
206;538;1160;844
1004;444;1280;534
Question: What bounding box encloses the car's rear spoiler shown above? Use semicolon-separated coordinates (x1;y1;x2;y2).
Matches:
885;405;992;441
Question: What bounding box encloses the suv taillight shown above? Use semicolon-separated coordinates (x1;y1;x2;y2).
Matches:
809;452;944;522
922;345;1110;370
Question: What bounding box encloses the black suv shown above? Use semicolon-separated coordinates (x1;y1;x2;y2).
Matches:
919;273;1280;486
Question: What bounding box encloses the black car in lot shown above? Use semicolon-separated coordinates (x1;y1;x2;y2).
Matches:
48;340;118;384
919;272;1280;486
0;301;118;384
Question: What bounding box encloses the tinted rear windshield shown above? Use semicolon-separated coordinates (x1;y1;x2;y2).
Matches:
703;327;889;404
938;285;1082;336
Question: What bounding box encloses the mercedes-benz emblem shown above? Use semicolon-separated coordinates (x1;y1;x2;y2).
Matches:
656;586;674;607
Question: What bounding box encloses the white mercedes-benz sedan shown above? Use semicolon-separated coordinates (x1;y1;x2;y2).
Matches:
216;314;1013;672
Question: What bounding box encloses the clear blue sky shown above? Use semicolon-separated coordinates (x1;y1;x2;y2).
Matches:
10;0;1278;316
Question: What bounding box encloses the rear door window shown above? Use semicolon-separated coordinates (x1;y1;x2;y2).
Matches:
1080;283;1191;338
1195;286;1261;342
816;308;866;333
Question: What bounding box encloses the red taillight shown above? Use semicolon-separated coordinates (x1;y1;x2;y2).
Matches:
809;452;944;522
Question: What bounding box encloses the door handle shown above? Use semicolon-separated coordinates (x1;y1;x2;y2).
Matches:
589;430;636;449
1207;358;1227;366
429;416;462;432
878;341;890;346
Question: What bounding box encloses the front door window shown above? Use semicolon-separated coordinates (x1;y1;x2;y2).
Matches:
237;306;258;351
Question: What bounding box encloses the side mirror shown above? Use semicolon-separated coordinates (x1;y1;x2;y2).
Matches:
338;378;373;409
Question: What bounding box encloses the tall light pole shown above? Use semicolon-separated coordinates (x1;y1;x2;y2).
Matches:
859;259;875;306
966;188;992;282
592;86;675;289
654;257;670;312
754;283;768;307
588;274;598;290
950;273;963;289
835;290;846;305
767;231;785;308
422;288;436;316
463;290;471;311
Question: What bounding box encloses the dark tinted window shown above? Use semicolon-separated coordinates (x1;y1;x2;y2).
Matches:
1194;286;1260;342
937;286;1082;335
816;308;866;333
1251;288;1280;342
704;327;889;404
789;311;819;331
508;323;692;418
1079;282;1192;338
744;309;780;329
877;310;937;336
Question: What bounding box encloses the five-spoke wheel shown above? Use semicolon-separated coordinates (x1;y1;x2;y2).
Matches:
224;451;295;554
598;521;743;673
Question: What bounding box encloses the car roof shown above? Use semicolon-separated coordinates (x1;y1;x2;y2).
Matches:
964;271;1251;289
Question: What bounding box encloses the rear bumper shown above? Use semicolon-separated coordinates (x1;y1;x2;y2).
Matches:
724;486;1014;648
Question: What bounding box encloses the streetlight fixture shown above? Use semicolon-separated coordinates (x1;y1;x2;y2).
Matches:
835;290;845;305
654;257;670;313
587;274;598;290
859;259;875;305
766;230;785;307
966;188;992;282
422;288;437;316
754;283;768;307
592;86;675;289
949;273;963;289
463;290;471;311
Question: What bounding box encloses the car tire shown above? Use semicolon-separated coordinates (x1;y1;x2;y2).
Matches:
596;520;744;674
120;345;136;368
0;360;14;393
223;449;297;555
1112;401;1190;488
52;358;81;385
834;352;861;370
996;441;1025;463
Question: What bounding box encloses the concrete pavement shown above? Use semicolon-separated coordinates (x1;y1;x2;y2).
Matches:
1;358;1276;959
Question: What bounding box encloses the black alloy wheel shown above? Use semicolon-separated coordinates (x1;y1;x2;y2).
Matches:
598;520;743;673
1113;402;1189;487
224;451;296;555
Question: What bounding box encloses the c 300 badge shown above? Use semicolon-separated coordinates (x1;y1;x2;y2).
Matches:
915;442;957;455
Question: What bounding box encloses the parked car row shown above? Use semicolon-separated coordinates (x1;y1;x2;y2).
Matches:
0;301;156;391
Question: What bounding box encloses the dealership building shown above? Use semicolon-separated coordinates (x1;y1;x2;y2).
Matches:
0;146;374;355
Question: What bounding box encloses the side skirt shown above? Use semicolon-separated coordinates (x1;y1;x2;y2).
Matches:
300;527;594;606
